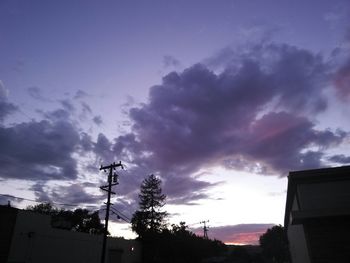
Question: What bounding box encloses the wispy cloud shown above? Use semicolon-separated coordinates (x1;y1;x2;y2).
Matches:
163;55;181;68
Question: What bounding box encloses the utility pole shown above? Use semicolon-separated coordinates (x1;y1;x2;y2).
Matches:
99;161;123;263
200;220;209;239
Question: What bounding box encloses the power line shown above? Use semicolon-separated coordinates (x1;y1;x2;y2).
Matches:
188;221;203;226
110;210;130;223
110;206;131;223
111;207;131;221
0;193;100;209
91;203;132;223
110;206;132;221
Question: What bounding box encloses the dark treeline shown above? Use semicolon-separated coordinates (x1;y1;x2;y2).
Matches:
136;223;290;263
141;222;226;263
26;202;104;234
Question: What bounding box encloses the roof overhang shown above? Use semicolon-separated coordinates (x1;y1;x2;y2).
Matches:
284;165;350;228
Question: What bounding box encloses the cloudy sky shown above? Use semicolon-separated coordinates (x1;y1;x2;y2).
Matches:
1;0;350;244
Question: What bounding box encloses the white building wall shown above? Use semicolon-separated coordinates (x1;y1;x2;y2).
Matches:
286;196;311;263
287;224;310;263
7;210;141;263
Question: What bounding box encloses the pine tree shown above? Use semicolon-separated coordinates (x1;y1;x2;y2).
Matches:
131;174;167;237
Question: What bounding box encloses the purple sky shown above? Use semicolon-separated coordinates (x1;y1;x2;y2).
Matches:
1;0;350;244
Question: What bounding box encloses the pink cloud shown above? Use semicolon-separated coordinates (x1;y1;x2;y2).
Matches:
192;224;274;245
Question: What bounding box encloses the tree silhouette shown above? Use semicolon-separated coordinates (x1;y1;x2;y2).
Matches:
26;203;104;234
27;202;57;215
131;174;167;237
259;225;290;263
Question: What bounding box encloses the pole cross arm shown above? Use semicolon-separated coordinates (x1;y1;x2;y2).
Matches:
100;186;116;195
100;161;123;171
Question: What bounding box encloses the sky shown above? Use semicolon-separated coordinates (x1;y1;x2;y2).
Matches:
1;0;350;245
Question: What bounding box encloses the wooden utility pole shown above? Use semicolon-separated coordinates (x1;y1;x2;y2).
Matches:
99;161;123;263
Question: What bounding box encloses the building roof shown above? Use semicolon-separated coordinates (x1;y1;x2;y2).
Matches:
284;165;350;227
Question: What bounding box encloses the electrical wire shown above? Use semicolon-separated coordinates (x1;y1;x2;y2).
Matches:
110;210;130;223
0;193;101;209
110;206;132;223
110;206;132;221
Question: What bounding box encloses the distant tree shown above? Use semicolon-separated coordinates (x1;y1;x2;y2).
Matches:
131;174;167;237
259;225;290;263
27;202;57;215
26;203;104;234
171;221;189;235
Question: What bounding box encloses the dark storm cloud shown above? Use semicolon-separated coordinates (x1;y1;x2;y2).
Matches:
270;44;328;112
124;44;343;174
210;43;328;112
192;224;275;245
105;43;348;204
0;119;88;180
0;89;121;206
